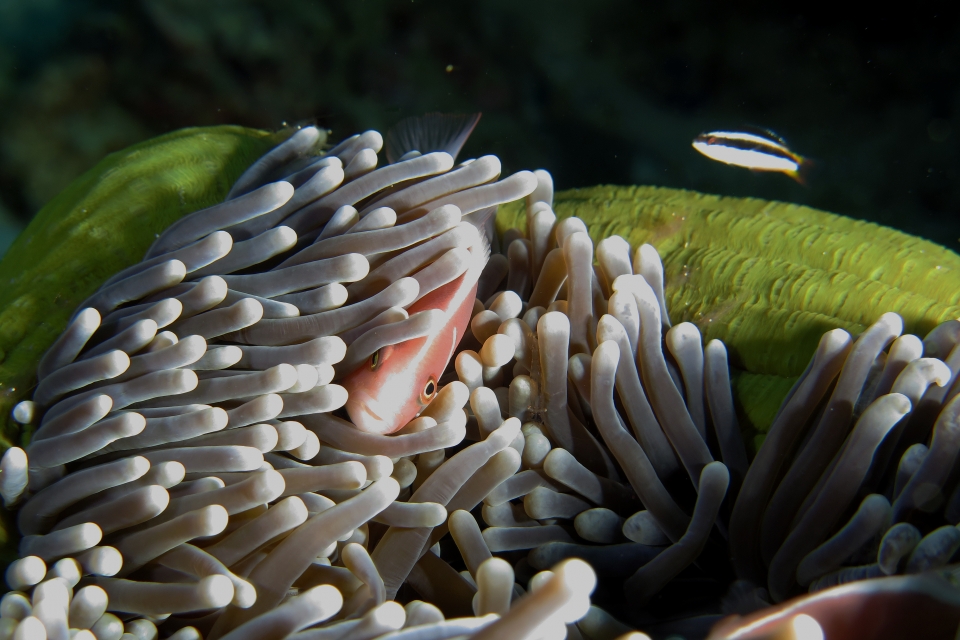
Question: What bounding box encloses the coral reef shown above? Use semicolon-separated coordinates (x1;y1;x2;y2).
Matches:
3;126;960;638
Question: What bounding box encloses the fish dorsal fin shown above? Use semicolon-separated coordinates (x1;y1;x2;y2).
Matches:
385;113;482;164
739;124;789;146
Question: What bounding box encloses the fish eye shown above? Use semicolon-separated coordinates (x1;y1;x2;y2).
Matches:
420;376;438;404
369;345;394;371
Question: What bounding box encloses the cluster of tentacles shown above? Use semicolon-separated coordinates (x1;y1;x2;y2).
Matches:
1;124;960;640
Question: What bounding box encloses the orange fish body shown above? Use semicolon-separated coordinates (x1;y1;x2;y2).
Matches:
707;573;960;640
343;112;492;435
342;249;483;435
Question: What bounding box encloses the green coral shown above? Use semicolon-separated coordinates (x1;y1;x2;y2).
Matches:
5;140;957;442
2;129;959;564
0;125;299;446
497;185;960;437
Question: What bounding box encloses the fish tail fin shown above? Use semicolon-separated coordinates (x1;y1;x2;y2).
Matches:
462;205;498;253
791;157;816;186
462;204;497;233
385;112;482;164
468;226;492;281
458;207;492;285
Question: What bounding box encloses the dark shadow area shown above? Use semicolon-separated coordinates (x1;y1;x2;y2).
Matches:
0;1;958;251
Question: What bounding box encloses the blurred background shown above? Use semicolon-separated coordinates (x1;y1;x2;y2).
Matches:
0;0;958;256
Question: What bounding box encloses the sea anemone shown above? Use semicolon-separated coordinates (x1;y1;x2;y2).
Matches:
2;123;960;639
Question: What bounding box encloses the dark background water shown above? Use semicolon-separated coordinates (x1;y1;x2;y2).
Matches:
0;0;958;256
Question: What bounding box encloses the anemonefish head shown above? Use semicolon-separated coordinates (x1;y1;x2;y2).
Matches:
342;332;448;435
342;236;487;435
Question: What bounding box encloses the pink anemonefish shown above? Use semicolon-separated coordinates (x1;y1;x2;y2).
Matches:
342;113;492;435
707;572;960;640
342;234;489;435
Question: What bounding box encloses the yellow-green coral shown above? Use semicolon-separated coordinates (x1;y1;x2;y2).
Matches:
498;185;960;436
0;125;297;446
4;133;959;445
0;127;958;566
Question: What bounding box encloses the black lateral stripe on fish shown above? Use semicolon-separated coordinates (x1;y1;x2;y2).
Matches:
385;112;482;164
692;129;811;184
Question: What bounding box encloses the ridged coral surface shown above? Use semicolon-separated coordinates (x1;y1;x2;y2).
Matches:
4;129;960;447
2;128;960;630
0;126;289;446
498;186;960;436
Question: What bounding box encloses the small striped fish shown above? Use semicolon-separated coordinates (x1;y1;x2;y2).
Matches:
693;129;811;184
